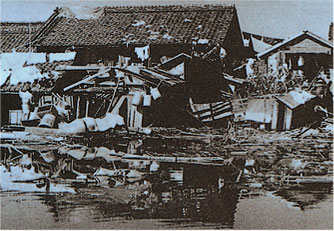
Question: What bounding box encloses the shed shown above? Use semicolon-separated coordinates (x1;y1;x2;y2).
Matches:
257;31;333;81
273;90;323;131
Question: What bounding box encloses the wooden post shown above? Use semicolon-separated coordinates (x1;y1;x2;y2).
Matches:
85;98;89;117
285;108;293;130
76;96;80;119
271;101;279;130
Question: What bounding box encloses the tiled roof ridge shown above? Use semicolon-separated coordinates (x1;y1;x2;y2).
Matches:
1;22;43;35
33;4;236;47
0;22;44;25
103;4;235;13
32;9;62;44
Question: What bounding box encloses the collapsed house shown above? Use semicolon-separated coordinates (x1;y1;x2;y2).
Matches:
0;51;76;127
11;4;246;128
228;31;333;130
1;6;332;132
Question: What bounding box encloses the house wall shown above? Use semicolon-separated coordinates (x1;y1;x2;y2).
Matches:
1;94;22;126
222;12;248;74
262;36;333;81
284;38;332;54
37;44;193;67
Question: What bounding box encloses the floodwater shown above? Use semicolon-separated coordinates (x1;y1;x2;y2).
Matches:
1;127;333;229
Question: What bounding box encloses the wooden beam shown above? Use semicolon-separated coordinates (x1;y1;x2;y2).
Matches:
85;99;89;117
63;68;111;92
76;96;80;119
55;65;108;71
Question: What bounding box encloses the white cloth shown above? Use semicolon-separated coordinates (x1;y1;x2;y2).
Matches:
10;66;44;85
220;48;227;59
135;45;150;61
49;52;76;63
246;58;255;77
19;90;33;104
298;55;304;66
268;53;279;75
25;53;47;65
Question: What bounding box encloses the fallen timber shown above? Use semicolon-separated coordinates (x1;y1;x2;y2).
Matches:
0;140;238;168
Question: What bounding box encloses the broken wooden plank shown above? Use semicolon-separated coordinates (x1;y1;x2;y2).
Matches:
64;68;111;92
55;65;106;71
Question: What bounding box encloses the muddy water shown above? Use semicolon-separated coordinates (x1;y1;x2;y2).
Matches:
1;128;333;229
1;187;332;229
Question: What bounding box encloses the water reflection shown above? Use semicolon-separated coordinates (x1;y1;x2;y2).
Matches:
1;131;333;229
275;185;332;210
32;163;241;228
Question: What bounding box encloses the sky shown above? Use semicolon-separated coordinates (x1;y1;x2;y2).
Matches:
1;0;333;39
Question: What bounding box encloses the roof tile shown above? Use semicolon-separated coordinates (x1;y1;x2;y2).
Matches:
35;5;236;47
1;22;43;52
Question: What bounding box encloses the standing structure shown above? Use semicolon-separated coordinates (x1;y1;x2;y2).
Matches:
256;31;333;82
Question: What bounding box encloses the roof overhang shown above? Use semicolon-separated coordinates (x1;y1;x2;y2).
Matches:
257;31;333;59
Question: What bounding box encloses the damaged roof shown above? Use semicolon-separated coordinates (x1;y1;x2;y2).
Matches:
0;22;44;52
275;90;316;109
33;5;237;47
1;58;74;93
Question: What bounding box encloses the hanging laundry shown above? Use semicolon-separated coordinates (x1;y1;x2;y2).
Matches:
268;53;279;75
242;31;283;46
298;55;304;66
243;38;250;47
245;58;255;77
219;48;227;59
252;34;262;40
150;87;161;100
25;53;47;65
49;52;76;63
19;89;33;118
118;55;124;66
135;45;150;62
198;39;209;44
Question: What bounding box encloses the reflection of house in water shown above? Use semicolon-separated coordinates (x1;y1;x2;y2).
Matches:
10;158;242;228
275;185;332;211
143;163;241;227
